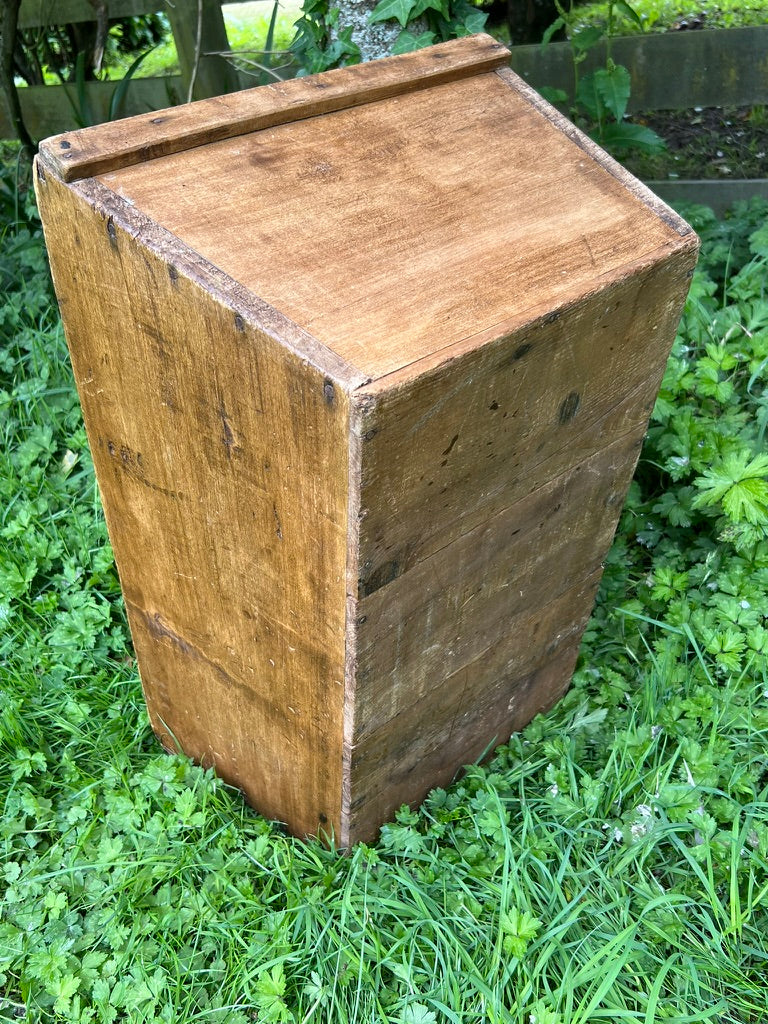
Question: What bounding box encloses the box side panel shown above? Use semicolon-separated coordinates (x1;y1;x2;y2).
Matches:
35;169;349;840
348;247;696;842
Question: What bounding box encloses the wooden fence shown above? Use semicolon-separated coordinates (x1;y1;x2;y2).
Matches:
2;0;245;139
3;9;767;211
509;25;768;113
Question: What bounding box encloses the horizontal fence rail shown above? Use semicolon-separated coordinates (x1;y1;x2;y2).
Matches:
509;25;768;112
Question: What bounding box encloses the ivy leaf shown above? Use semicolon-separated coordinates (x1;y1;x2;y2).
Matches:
392;29;436;53
462;8;488;32
369;0;417;27
692;452;768;525
411;0;448;17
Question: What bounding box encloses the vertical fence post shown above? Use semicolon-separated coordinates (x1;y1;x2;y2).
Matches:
165;0;241;101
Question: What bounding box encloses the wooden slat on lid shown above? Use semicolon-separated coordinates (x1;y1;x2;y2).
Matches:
36;34;511;183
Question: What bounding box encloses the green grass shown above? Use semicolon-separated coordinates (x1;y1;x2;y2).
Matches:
109;4;300;80
2;151;768;1022
571;0;768;35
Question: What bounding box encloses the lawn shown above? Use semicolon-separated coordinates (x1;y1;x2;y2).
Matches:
1;144;768;1022
108;2;301;79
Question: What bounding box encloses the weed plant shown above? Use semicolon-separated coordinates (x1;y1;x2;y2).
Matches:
1;152;768;1022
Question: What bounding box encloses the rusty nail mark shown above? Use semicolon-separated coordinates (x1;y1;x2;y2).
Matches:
323;380;335;405
234;313;245;332
59;139;71;150
106;216;117;248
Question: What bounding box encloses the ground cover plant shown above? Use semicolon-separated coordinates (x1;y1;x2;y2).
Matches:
2;146;768;1021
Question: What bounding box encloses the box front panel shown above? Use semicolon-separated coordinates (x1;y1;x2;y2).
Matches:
36;170;350;839
348;248;696;841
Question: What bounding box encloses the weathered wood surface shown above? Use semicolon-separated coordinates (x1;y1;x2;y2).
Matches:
34;168;353;840
348;637;587;839
37;34;510;181
92;67;689;383
344;243;696;839
510;26;768;113
35;38;699;843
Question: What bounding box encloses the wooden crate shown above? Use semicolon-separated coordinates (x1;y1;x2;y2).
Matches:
35;34;698;844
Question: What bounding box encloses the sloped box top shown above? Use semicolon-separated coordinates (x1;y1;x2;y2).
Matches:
38;34;696;385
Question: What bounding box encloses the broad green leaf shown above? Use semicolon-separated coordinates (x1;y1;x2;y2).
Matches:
593;63;631;121
411;0;449;17
402;1005;438;1024
613;0;644;28
599;121;667;153
392;29;436;53
541;16;564;47
693;451;768;524
572;25;604;52
576;72;601;119
369;0;416;27
463;8;488;32
538;85;569;104
722;478;768;525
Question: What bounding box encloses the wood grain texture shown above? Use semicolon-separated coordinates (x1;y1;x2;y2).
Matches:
93;69;693;383
353;250;697;591
35;166;351;839
353;434;642;742
348;631;590;841
36;34;510;182
343;243;697;841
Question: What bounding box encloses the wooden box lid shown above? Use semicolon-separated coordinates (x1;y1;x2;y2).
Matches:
38;34;695;385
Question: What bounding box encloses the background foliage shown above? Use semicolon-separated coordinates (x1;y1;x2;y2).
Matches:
1;155;768;1022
